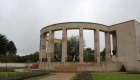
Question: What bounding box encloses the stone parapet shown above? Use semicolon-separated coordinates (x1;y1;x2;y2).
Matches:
40;62;121;72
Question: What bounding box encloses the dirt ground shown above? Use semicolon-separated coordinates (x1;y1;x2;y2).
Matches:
40;73;75;80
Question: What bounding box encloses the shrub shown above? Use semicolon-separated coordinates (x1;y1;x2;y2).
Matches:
0;71;49;80
127;71;140;74
120;65;126;72
0;68;14;72
75;71;93;80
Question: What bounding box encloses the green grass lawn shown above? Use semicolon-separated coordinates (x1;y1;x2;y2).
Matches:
70;73;140;80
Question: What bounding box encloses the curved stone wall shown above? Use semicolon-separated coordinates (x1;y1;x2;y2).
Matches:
40;22;111;63
40;22;108;34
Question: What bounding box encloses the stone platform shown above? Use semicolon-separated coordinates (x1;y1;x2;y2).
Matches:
39;62;121;72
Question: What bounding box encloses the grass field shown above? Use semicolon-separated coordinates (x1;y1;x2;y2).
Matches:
70;73;140;80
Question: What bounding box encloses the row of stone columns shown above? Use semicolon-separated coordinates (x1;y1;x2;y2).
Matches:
40;28;112;63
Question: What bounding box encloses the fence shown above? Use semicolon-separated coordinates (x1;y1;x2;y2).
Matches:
0;63;35;68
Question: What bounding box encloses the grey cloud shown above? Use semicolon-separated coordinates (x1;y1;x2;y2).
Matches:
0;0;140;55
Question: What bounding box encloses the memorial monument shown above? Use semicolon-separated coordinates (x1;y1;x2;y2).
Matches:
39;20;140;72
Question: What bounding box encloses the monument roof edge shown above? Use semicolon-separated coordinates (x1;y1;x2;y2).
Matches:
109;19;138;27
40;22;108;32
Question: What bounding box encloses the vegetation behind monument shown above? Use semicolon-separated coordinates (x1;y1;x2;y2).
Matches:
0;34;17;55
0;34;104;63
54;35;95;61
0;34;39;63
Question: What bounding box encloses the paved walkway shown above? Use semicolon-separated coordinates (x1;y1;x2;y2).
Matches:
40;73;75;80
14;69;26;72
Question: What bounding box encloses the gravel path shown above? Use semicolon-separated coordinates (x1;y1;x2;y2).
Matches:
40;73;75;80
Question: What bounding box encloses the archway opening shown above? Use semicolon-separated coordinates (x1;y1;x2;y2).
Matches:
99;31;105;61
53;30;62;62
83;29;94;62
110;31;117;56
67;29;79;62
110;34;113;55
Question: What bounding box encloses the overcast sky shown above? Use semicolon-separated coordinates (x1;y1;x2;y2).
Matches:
0;0;140;56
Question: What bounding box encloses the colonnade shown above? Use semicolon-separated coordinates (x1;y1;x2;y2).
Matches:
40;28;116;63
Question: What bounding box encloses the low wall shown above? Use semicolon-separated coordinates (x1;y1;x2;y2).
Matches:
39;62;122;72
0;63;35;68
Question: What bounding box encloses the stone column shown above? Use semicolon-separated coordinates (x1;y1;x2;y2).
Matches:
47;30;54;62
79;27;83;62
46;37;49;61
105;32;111;61
62;27;67;62
39;35;41;62
94;29;100;63
40;34;47;62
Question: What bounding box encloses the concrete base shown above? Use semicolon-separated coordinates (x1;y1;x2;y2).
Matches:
97;57;100;63
39;62;121;72
112;56;117;62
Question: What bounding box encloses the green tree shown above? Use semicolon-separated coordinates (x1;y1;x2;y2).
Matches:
7;41;17;55
55;35;85;61
33;51;39;62
29;51;39;62
0;54;7;62
16;55;22;62
67;36;80;61
16;51;39;63
84;48;94;62
86;47;93;53
0;34;17;55
21;55;28;62
54;41;62;61
100;48;105;61
8;54;17;62
0;34;9;55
